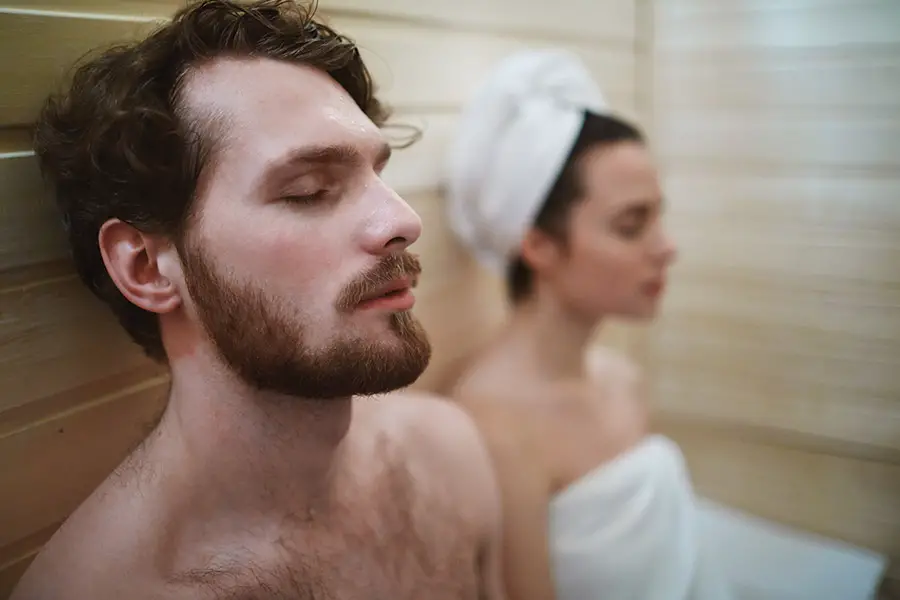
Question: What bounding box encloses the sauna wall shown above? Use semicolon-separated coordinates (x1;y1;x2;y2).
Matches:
0;0;646;594
646;0;900;582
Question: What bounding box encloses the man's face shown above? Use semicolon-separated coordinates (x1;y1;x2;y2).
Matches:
174;57;431;399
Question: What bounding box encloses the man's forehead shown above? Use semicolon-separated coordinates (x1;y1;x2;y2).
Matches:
179;56;379;145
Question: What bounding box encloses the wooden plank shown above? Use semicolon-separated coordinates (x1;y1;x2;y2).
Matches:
654;2;900;50
633;0;655;135
645;196;900;456
323;0;638;44
0;269;162;415
0;377;168;550
0;0;639;43
649;3;900;585
404;190;481;277
381;111;458;195
0;9;637;127
654;417;900;561
413;265;507;392
347;17;636;112
654;109;900;170
653;405;899;468
665;221;900;287
655;48;900;110
647;310;900;460
655;0;894;19
0;129;32;155
0;147;68;272
662;172;900;231
0;12;161;129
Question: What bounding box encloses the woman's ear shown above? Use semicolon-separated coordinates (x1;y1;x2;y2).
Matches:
98;218;183;315
520;227;563;274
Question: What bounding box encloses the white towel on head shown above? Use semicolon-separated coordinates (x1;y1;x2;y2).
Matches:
443;49;608;274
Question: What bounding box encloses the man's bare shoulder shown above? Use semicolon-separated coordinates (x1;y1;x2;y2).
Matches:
359;389;500;505
364;388;492;464
10;456;161;599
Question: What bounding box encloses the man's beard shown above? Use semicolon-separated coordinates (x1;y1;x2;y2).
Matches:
179;240;431;400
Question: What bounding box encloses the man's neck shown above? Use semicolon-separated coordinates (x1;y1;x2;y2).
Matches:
154;350;354;518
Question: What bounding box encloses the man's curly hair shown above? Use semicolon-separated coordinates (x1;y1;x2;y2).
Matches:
33;0;389;362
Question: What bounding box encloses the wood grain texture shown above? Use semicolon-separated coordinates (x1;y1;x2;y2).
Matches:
655;1;900;51
656;416;900;559
656;109;900;171
0;8;637;127
654;48;900;110
649;0;900;569
0;0;642;43
0;146;67;272
0;272;163;416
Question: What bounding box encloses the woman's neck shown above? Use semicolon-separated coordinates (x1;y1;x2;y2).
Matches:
505;291;599;380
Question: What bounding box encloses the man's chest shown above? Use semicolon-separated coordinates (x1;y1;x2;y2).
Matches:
167;479;482;600
170;526;479;600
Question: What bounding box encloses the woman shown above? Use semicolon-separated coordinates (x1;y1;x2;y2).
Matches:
443;48;728;600
442;50;887;600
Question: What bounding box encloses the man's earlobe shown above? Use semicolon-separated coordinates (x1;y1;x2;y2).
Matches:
98;219;182;314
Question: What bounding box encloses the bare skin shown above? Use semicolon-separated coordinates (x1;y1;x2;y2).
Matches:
12;390;505;600
14;47;506;600
451;141;677;600
453;315;648;600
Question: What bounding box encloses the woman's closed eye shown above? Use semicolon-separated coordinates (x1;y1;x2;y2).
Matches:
615;208;649;238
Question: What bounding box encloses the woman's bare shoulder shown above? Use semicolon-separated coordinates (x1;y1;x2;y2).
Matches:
582;346;650;441
585;345;643;386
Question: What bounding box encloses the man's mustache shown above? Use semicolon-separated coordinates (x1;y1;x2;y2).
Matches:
335;252;422;311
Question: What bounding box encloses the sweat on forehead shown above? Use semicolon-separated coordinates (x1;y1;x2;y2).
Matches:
175;57;382;161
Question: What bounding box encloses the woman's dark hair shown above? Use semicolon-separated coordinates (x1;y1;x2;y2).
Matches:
506;111;645;304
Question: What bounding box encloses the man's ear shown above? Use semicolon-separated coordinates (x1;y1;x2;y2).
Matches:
97;218;183;315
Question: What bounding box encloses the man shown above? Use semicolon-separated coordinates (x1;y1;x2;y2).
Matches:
11;1;505;598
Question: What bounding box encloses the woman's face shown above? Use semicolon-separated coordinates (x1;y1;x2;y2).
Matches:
530;140;678;321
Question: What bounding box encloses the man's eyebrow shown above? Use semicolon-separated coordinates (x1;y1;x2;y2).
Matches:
262;141;393;182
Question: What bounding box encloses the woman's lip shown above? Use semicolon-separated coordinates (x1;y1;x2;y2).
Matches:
643;280;666;297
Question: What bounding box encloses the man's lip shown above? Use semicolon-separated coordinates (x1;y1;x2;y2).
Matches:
359;277;414;304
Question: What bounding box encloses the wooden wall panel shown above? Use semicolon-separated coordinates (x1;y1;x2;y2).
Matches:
0;0;640;43
657;417;900;560
655;1;900;51
0;140;68;272
0;378;168;550
656;111;900;171
649;0;900;577
0;274;163;415
0;11;637;127
655;50;900;111
0;0;641;593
